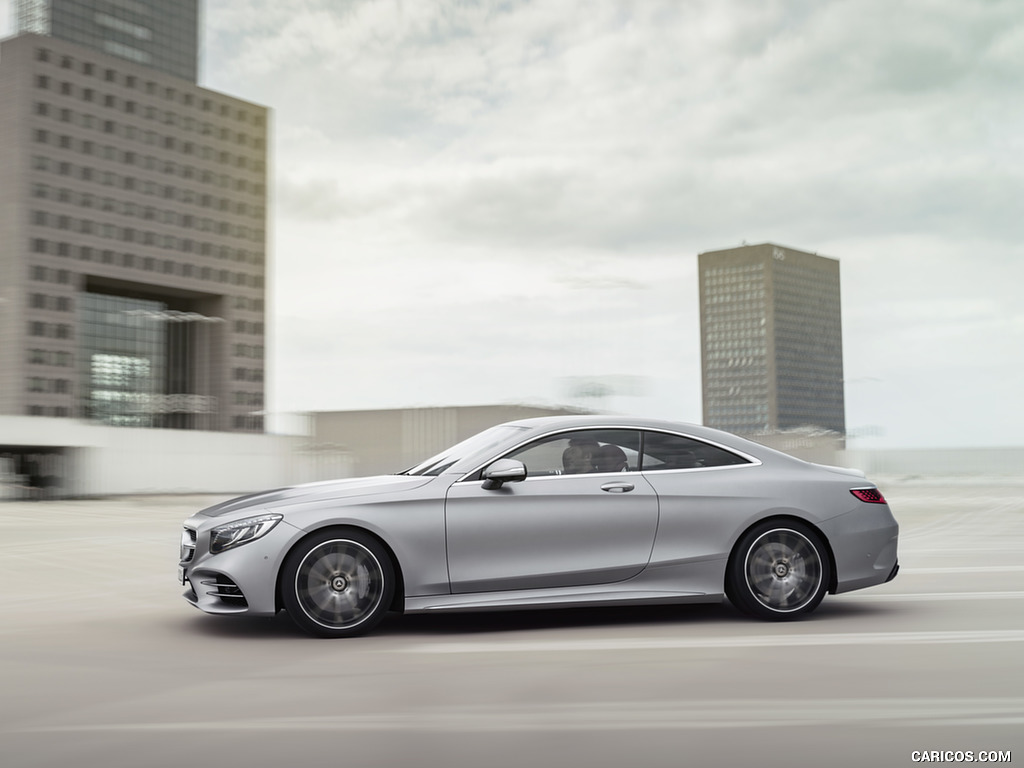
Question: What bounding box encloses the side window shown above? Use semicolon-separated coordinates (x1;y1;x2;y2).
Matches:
505;430;641;477
640;431;750;471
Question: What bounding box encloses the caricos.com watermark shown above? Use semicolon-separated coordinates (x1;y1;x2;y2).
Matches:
911;751;1012;763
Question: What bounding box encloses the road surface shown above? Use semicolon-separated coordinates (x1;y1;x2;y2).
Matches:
1;480;1021;767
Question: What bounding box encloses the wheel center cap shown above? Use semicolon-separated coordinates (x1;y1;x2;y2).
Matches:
331;575;349;591
773;562;790;578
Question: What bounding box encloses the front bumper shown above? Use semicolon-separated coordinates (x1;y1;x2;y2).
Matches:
179;514;302;616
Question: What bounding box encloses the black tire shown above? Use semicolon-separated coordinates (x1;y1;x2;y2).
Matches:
281;528;395;638
726;520;830;621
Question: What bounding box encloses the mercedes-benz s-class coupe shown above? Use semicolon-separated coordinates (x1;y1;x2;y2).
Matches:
179;416;899;637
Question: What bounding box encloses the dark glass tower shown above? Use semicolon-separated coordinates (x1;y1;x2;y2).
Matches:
16;0;199;82
699;243;846;436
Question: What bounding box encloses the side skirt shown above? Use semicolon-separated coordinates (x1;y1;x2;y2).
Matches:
405;587;721;614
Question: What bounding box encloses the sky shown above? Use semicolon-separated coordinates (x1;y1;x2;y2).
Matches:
3;0;1023;448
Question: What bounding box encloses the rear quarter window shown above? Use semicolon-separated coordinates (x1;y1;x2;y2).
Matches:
641;431;751;471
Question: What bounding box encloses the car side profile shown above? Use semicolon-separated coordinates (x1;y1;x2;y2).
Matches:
179;416;899;637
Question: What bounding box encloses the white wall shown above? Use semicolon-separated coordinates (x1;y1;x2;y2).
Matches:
74;428;305;495
0;416;318;496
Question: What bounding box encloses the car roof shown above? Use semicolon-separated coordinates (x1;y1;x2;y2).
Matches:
492;414;789;461
501;414;726;437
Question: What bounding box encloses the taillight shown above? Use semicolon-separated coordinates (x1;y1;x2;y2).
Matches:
851;488;886;504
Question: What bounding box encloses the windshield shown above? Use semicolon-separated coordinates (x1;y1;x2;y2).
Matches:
401;424;529;476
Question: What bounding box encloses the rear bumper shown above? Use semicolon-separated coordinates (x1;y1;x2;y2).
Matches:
886;561;900;582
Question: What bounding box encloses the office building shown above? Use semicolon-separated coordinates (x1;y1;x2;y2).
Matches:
0;3;267;433
15;0;199;81
699;243;845;436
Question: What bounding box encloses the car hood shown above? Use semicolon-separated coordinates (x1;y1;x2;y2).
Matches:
195;475;435;518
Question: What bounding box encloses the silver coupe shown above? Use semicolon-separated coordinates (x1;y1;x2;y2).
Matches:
179;415;899;637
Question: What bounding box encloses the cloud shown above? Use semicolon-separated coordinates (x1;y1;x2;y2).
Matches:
218;0;1023;264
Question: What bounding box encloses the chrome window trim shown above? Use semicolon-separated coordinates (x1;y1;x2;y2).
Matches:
454;426;761;484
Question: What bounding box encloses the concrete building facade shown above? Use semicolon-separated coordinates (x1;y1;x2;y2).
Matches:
699;243;845;436
0;27;267;432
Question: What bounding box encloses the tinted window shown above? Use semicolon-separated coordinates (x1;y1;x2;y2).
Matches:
505;429;641;477
640;431;750;471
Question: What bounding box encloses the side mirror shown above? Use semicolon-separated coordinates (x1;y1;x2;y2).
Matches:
481;459;527;490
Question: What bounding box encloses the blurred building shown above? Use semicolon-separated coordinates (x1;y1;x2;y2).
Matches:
0;404;592;498
698;243;845;437
0;1;267;434
309;405;592;478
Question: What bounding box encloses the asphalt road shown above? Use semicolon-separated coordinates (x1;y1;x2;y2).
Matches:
1;480;1021;768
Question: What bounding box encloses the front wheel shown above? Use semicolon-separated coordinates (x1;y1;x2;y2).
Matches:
281;529;395;638
727;521;830;621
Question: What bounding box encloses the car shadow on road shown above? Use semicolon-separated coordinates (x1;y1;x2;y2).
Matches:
178;597;896;640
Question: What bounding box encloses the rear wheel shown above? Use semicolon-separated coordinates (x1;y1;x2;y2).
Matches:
281;529;394;638
727;520;830;620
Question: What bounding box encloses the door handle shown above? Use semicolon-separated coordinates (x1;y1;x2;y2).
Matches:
600;482;634;493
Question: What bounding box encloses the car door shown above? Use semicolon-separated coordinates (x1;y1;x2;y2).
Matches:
444;429;659;594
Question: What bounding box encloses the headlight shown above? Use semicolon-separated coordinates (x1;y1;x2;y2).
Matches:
210;513;283;554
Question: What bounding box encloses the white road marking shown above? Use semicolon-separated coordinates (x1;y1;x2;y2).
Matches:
900;565;1024;573
402;629;1024;655
11;698;1024;733
849;591;1024;601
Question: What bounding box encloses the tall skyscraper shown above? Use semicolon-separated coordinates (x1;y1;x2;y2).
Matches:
698;243;845;436
15;0;198;81
1;1;267;432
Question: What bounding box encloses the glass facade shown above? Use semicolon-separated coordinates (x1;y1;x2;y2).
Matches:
773;259;845;432
701;262;770;433
18;0;198;81
78;293;222;428
78;292;167;426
